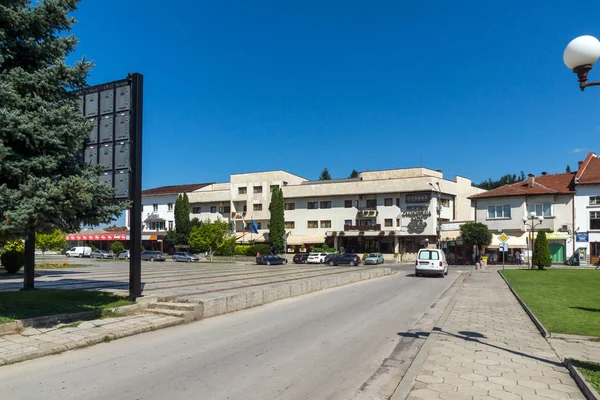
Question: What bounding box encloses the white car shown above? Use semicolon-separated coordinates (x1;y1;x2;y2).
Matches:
415;249;448;277
306;252;328;264
65;246;92;258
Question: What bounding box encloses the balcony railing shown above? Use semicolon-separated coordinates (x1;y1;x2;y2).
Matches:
344;224;381;232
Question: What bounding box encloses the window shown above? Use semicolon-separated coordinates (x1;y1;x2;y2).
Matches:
320;220;331;228
168;203;173;212
210;206;217;213
527;203;552;217
396;198;401;207
168;221;173;230
440;199;450;207
147;221;165;231
256;222;262;229
344;219;352;226
284;203;295;211
308;201;318;209
224;206;231;214
238;187;247;195
385;219;393;227
384;198;393;206
344;200;353;208
253;186;263;194
396;218;401;227
320;201;331;209
243;205;247;212
591;197;600;205
366;199;377;209
487;205;511;219
153;204;158;212
285;221;295;229
253;204;263;211
418;250;440;260
591;211;600;230
308;221;318;229
270;185;279;192
192;207;201;213
219;206;223;213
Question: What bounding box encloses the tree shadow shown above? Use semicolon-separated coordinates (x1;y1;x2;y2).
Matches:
397;328;562;367
570;306;600;313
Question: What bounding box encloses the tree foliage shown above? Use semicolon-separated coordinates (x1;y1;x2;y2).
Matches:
460;222;492;254
319;168;332;180
188;219;235;259
167;194;191;246
348;169;359;178
0;1;127;242
35;229;67;258
269;187;285;252
532;231;552;270
110;241;125;254
566;165;571;173
474;171;526;190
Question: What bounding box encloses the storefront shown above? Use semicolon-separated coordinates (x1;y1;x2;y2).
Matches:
66;231;159;252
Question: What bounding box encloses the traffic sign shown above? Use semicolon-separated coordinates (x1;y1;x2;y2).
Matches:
498;243;508;252
499;233;509;242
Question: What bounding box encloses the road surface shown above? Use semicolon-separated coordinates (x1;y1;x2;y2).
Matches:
0;269;460;400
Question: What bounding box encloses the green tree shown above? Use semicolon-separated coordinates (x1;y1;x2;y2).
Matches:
319;168;332;180
0;1;126;288
35;230;67;259
110;241;125;254
532;231;552;270
188;220;235;260
460;222;492;258
566;165;572;173
348;169;359;178
268;187;285;252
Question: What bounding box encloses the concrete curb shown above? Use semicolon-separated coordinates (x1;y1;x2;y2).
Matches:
497;270;550;338
565;358;600;400
552;333;600;342
389;271;470;400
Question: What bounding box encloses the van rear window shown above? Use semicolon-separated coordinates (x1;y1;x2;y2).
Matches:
418;250;440;260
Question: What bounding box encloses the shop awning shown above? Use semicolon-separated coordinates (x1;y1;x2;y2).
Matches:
66;233;157;241
286;235;326;246
490;233;527;249
144;218;165;223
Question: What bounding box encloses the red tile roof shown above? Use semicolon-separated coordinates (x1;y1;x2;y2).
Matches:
469;173;575;199
142;183;212;196
575;152;600;185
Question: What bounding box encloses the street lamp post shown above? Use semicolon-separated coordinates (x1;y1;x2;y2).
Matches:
522;212;544;269
429;182;442;249
563;35;600;91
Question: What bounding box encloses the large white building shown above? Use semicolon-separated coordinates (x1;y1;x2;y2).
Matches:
132;167;484;256
574;152;600;265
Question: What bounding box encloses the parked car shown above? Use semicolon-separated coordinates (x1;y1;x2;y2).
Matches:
118;250;130;260
306;252;328;264
141;250;167;262
65;246;92;258
363;252;385;265
328;253;361;266
415;249;448;277
90;250;114;259
256;254;288;265
324;253;340;264
293;253;309;264
172;252;199;262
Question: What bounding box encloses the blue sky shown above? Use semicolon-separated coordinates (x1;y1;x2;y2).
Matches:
70;0;600;189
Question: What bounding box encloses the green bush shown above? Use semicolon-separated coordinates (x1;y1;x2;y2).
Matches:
216;242;235;256
532;230;552;270
313;243;337;253
110;241;125;254
90;243;98;251
1;250;24;274
246;244;271;256
235;245;251;256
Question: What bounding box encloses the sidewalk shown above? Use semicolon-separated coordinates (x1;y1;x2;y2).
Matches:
403;269;585;400
0;313;182;366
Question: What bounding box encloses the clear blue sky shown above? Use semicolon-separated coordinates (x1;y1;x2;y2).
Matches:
70;0;600;189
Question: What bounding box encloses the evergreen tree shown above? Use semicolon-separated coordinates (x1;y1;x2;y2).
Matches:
532;231;552;270
319;168;332;180
348;169;359;178
268;187;285;252
566;165;571;173
0;1;126;288
167;194;190;246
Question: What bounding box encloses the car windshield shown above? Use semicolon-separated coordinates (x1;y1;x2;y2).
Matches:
418;250;440;260
368;253;379;257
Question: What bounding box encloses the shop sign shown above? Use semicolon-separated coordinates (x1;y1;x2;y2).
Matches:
576;232;589;242
146;212;160;219
406;193;431;203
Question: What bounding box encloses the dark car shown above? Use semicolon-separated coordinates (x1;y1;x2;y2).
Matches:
141;250;166;262
256;254;288;265
328;253;361;266
324;254;340;264
293;253;309;264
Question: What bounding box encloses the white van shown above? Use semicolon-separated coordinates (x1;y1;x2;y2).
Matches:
415;249;448;277
65;246;92;258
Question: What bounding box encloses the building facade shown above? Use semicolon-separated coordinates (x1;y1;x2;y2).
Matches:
470;173;576;264
135;167;484;257
574;152;600;265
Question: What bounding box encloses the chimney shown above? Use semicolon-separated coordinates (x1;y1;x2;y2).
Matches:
527;174;535;187
578;160;583;170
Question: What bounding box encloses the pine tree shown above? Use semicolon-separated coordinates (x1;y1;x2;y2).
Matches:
0;1;126;288
168;194;190;246
566;165;571;173
532;231;552;270
348;169;359;178
268;187;285;252
319;168;332;180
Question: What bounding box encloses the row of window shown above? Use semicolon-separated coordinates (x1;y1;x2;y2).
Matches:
146;221;174;231
153;203;173;212
487;203;553;219
285;198;450;211
283;219;402;229
191;206;232;214
238;185;280;195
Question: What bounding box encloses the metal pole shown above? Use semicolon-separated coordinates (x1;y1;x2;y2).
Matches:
502;246;505;270
23;232;36;290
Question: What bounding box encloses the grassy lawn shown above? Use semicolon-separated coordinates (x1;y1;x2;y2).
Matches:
0;290;132;324
573;360;600;393
502;270;600;336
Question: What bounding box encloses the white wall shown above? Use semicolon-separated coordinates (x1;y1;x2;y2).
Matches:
575;185;600;260
141;194;178;231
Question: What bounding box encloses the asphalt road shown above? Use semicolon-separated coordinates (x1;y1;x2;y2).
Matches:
0;269;460;400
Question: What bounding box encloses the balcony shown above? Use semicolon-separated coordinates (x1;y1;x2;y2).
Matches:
344;224;381;232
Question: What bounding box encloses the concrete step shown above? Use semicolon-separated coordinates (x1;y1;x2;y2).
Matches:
145;308;189;318
148;302;198;312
